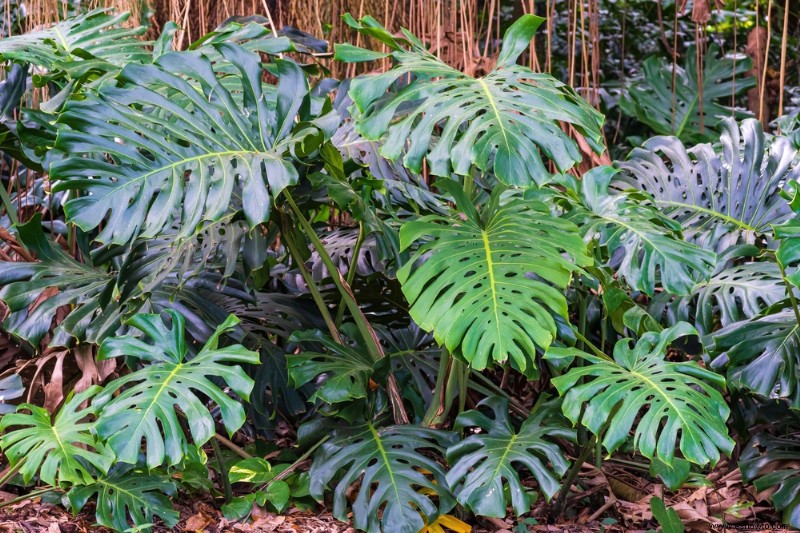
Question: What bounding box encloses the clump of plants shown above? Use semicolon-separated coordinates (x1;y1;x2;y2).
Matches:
0;7;799;533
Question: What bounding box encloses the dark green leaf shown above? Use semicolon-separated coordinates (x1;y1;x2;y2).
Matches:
95;311;259;468
446;397;573;517
309;423;456;533
341;15;604;186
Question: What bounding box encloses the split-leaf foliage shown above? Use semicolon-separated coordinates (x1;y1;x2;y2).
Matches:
0;6;798;533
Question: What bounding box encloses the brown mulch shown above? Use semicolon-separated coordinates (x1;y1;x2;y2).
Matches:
1;458;798;533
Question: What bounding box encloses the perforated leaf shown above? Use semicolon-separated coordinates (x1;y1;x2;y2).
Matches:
398;183;590;373
68;465;179;531
614;118;798;253
546;323;734;466
710;310;800;407
309;423;456;533
575;166;715;296
51;44;329;246
337;14;604;186
621;46;754;143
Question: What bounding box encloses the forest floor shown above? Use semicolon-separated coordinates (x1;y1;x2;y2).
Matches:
0;459;795;533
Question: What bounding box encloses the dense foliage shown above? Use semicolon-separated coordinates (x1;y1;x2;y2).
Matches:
0;4;799;532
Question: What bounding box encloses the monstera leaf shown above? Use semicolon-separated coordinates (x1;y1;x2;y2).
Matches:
94;311;259;468
0;386;113;487
68;465;179;531
0;214;116;347
740;433;800;528
398;182;590;374
573;166;715;296
51;43;330;246
446;397;573;517
546;323;734;466
650;262;788;336
711;310;800;407
0;374;23;414
336;14;604;186
287;329;375;404
621;45;754;143
309;423;456;533
0;9;150;84
614;118;798;253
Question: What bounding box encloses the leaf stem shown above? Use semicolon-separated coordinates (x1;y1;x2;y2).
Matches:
282;190;409;424
269;435;331;485
210;436;232;504
335;221;365;327
0;459;25;490
0;488;55;509
777;262;800;325
214;433;252;460
552;433;597;518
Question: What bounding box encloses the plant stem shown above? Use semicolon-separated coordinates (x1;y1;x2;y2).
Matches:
778;262;800;325
280;214;342;343
0;488;55;509
0;459;25;490
335;221;365;327
270;435;331;484
282;190;409;424
210;436;232;504
573;330;613;361
214;433;252;460
423;347;453;427
553;434;597;518
0;182;17;225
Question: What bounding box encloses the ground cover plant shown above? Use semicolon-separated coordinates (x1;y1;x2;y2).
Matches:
0;2;799;532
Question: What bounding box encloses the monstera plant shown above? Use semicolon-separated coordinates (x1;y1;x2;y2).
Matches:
0;5;797;533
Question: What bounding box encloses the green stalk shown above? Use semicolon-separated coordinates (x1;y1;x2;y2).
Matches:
283;190;409;424
423;347;453;427
280;215;342;343
778;261;800;325
210;437;232;504
552;433;597;518
335;221;365;327
0;459;25;490
269;435;331;485
0;488;54;509
0;181;17;225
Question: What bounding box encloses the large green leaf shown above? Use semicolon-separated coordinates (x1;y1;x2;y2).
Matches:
0;214;116;347
94;311;259;468
621;45;754;143
649;261;788;336
397;183;590;373
0;9;150;85
710;310;800;407
446;397;573;517
740;433;800;528
68;465;179;532
51;43;329;246
309;423;456;533
573;166;715;296
287;329;375;404
614;118;798;253
0;386;113;487
546;323;734;466
336;14;604;186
